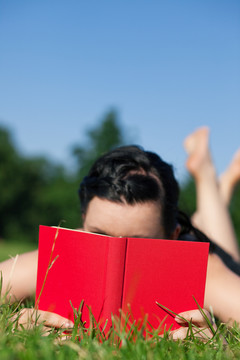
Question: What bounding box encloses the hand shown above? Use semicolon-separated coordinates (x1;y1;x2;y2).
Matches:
170;309;217;341
12;308;74;334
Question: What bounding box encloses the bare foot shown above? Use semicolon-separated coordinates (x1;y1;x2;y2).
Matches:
183;127;214;180
219;149;240;206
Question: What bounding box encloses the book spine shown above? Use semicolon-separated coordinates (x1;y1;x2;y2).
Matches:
100;237;127;325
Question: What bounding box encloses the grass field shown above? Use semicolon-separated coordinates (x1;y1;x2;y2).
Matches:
0;291;240;360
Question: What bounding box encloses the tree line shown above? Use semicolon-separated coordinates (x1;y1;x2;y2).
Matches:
0;111;239;244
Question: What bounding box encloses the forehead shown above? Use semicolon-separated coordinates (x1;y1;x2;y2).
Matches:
83;197;164;239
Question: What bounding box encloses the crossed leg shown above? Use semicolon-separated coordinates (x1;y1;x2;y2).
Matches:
183;127;240;262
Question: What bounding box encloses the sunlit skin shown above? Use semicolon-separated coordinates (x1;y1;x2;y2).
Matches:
83;196;180;240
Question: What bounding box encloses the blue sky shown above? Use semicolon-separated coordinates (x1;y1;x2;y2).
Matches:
0;0;239;183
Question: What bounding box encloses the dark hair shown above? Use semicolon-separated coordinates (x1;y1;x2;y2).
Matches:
79;145;180;238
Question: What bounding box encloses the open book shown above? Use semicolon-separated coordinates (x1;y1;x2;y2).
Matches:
36;225;209;332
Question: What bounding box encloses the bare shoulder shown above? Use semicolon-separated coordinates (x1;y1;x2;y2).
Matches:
205;253;240;324
0;250;38;301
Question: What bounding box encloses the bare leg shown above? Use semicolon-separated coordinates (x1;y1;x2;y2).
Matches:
184;127;240;262
219;149;240;207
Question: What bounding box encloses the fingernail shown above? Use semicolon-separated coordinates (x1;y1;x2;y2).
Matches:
174;315;182;323
64;320;74;328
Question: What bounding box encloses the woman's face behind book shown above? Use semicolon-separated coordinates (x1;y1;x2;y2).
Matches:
82;196;179;240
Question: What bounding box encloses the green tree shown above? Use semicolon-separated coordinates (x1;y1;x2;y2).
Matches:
0;127;45;241
0;126;79;242
0;110;127;242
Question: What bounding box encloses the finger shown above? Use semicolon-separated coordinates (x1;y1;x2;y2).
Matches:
12;308;31;325
171;327;188;340
34;310;74;329
175;309;212;327
171;326;213;341
12;308;74;329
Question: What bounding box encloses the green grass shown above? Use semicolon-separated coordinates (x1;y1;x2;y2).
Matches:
0;240;37;262
0;296;240;360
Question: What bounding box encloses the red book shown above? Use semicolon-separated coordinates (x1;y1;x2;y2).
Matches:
36;225;209;332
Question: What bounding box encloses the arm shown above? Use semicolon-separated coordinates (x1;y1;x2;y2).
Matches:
205;253;240;324
0;250;38;301
0;250;74;331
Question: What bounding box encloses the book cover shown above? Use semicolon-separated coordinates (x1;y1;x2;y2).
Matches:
36;225;209;332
